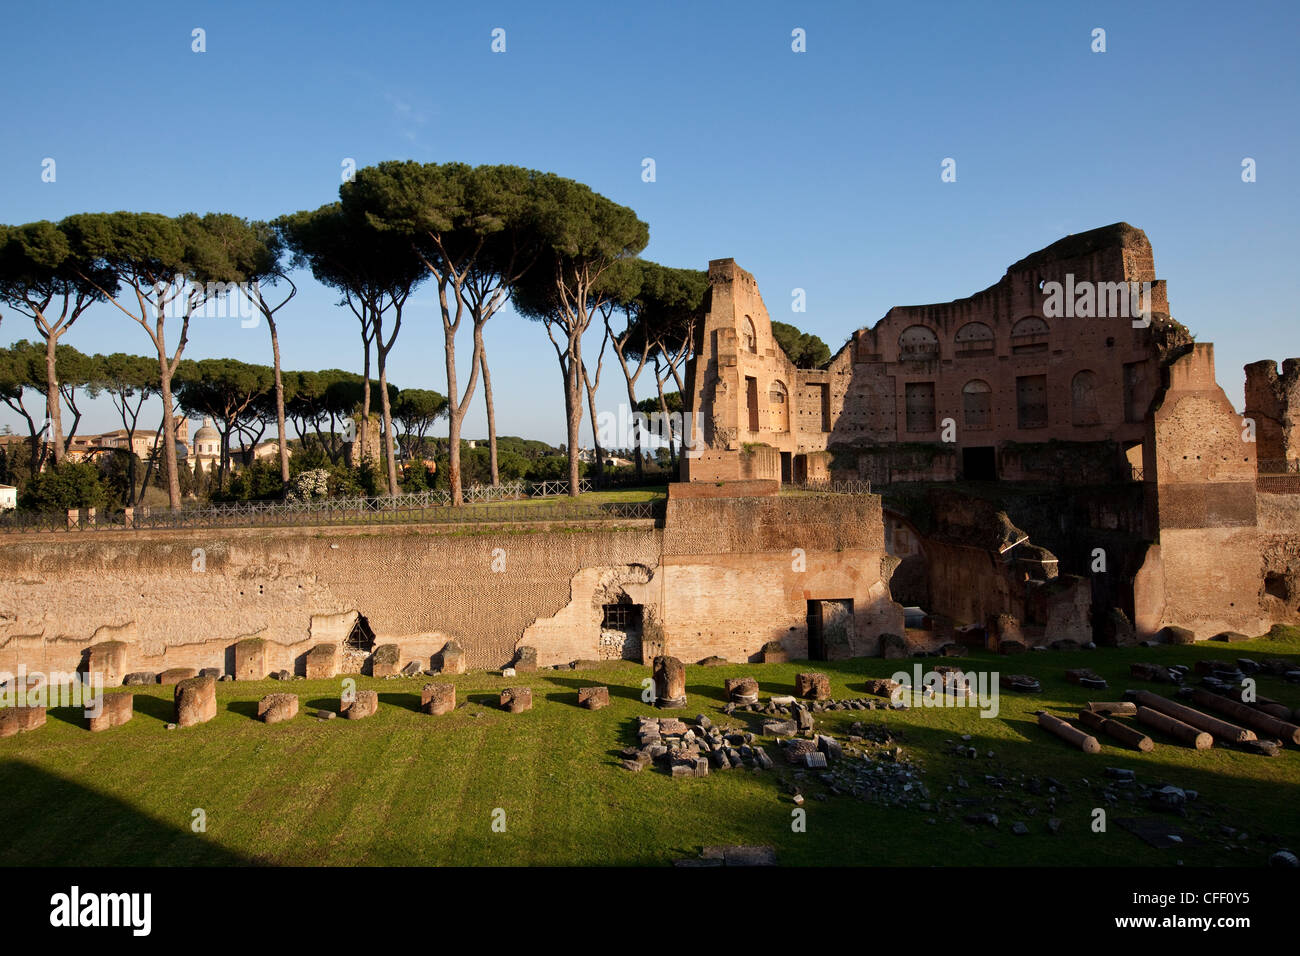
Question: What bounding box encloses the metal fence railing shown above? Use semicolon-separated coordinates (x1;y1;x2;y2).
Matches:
0;479;664;534
785;479;873;494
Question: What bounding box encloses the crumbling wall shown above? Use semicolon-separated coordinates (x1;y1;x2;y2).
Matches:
1244;358;1300;467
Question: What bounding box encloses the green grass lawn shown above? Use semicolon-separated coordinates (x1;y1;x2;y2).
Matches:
2;632;1297;867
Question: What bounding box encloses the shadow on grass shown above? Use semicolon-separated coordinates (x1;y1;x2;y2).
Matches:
0;759;255;865
131;693;175;724
548;676;645;704
378;692;422;714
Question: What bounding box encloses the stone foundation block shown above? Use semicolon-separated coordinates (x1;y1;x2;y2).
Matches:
88;693;133;732
258;693;299;724
421;683;456;716
174;675;217;727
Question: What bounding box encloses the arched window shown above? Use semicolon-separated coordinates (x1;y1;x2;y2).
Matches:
1011;316;1049;354
1072;370;1101;425
954;321;995;357
768;380;790;432
962;379;992;428
743;316;757;353
898;324;939;359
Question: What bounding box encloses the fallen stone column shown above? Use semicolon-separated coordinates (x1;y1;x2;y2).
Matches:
1086;701;1137;717
1190;689;1300;745
1077;707;1154;752
1037;712;1101;753
1131;690;1256;743
1135;706;1212;749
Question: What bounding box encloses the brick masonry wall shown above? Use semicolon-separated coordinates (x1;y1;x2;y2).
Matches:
0;493;904;678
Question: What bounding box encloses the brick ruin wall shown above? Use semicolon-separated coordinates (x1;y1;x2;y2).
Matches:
1244;358;1300;466
0;494;904;679
685;223;1193;485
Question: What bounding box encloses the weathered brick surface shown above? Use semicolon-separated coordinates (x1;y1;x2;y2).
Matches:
341;689;378;720
174;675;217;728
500;687;532;713
88;692;133;732
304;643;338;680
257;693;298;724
421;682;455;715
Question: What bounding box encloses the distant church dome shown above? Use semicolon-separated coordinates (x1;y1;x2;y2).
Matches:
194;416;219;443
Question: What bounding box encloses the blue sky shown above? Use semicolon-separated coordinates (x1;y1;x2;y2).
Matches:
1;0;1296;444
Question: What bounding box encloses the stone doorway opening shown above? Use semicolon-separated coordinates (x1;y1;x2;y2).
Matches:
600;599;644;661
807;599;854;660
962;446;997;481
342;614;376;673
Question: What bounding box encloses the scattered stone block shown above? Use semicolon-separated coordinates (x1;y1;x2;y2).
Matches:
439;640;466;675
174;675;217;728
653;656;687;708
159;667;197;686
86;640;129;686
513;646;538;673
199;668;221;680
1213;631;1250;643
500;687;532;713
622;752;651;772
577;686;609;710
88;692;133;732
341;689;378;720
371;644;401;678
878;632;908;659
421;683;456;715
863;677;901;699
305;643;339;680
400;661;422;677
257;693;299;724
803;751;828;769
1001;674;1042;693
1065;667;1105;687
123;672;157;686
0;705;46;737
759;640;788;664
795;672;831;700
697;655;728;666
234;637;268;681
784;738;818;765
762;719;798;736
1130;661;1182;684
998;639;1027;655
816;734;842;761
1159;625;1195;645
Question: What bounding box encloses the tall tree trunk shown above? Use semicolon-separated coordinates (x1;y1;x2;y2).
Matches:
157;354;182;509
268;317;290;487
584;367;604;486
43;337;65;467
478;334;499;486
358;324;371;471
378;358;398;496
445;329;463;506
566;349;583;496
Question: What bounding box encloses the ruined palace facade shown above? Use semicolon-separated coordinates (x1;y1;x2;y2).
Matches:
683;223;1297;643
